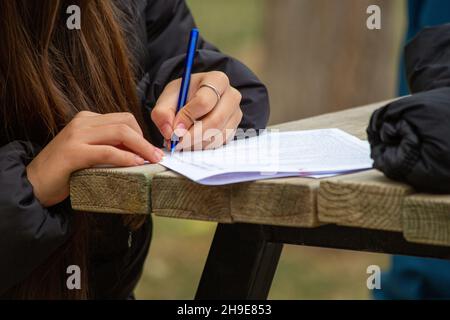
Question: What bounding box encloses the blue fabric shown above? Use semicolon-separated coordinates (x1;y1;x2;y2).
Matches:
398;0;450;96
375;256;450;299
377;0;450;300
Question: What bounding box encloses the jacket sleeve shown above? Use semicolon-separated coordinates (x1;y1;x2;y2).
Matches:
141;0;270;145
0;141;72;294
405;23;450;93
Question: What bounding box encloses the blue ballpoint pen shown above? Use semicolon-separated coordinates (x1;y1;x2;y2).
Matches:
170;28;200;154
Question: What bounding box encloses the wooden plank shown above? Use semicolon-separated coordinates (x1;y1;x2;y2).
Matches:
151;171;233;223
230;178;320;227
70;164;165;214
152;172;320;227
318;170;414;231
403;195;450;246
273;102;381;139
318;170;450;245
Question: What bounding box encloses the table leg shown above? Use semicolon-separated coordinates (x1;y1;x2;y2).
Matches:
195;223;283;300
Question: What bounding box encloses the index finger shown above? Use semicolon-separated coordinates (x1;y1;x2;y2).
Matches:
151;79;180;140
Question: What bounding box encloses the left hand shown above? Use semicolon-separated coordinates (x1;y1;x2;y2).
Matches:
151;71;243;151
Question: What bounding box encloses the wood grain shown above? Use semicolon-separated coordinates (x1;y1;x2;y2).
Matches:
318;170;414;231
230;178;320;227
151;171;233;223
70;164;165;214
152;173;321;227
403;195;450;246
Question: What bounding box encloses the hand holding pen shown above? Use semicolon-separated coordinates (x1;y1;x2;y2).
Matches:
150;28;244;153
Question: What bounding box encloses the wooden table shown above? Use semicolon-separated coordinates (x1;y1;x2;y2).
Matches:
70;100;450;299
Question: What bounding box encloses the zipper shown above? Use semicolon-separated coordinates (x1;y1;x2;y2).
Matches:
128;230;133;248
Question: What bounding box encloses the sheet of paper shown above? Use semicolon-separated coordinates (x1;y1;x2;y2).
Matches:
159;128;373;185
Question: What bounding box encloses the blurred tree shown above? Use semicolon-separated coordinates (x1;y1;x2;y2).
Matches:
263;0;406;124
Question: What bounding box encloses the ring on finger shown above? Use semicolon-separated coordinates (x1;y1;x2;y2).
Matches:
199;83;222;107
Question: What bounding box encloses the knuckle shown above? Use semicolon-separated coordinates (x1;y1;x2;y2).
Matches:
115;124;130;138
231;88;242;102
121;112;135;122
168;78;180;87
150;109;158;122
68;117;82;129
181;108;195;123
151;108;164;123
236;110;243;122
212;71;229;86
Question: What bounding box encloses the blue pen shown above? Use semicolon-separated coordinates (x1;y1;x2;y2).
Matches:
170;28;200;154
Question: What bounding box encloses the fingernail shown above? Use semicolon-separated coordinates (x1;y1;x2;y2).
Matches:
174;123;187;137
134;155;145;165
176;123;186;131
161;123;173;140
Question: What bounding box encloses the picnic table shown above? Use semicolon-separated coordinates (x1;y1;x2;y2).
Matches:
69;99;450;299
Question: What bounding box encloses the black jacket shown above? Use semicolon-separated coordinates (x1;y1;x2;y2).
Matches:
0;0;269;298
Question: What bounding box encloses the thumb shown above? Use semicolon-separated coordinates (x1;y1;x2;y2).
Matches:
172;90;217;137
172;107;196;138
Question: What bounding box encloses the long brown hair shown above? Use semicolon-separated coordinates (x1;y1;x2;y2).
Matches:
0;0;147;299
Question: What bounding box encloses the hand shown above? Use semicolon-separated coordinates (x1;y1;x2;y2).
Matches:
26;111;164;207
151;71;243;151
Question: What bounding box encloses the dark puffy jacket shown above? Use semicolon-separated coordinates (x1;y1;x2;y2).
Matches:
0;0;269;298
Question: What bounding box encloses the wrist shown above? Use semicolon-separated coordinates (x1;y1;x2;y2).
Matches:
26;161;48;207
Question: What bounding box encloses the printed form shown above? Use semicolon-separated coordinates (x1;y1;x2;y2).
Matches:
159;128;373;185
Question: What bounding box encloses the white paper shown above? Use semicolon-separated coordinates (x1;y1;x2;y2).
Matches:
159;128;373;185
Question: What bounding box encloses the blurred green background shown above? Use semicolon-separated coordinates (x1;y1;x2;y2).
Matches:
135;0;405;299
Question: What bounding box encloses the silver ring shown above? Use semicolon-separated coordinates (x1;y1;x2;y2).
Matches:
200;83;221;106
